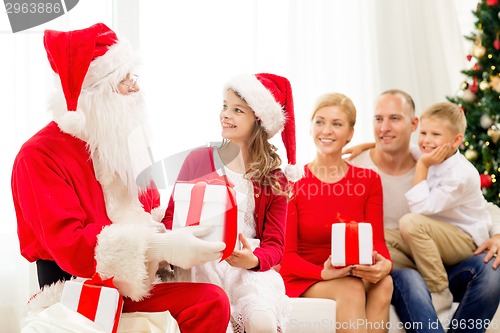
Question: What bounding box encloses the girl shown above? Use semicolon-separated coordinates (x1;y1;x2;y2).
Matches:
279;92;393;333
163;73;299;333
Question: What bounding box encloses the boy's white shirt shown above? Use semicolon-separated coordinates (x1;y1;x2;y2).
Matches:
405;150;491;246
409;143;500;237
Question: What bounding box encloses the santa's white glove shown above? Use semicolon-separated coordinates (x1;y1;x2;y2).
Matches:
151;221;167;233
147;226;226;269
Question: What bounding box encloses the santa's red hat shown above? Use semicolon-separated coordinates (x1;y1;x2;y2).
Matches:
44;23;138;134
224;73;302;180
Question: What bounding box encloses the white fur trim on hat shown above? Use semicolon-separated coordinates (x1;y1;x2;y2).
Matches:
284;163;304;182
224;75;285;138
84;40;139;90
54;109;86;137
53;40;139;138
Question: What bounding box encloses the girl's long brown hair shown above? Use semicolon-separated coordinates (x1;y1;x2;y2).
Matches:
221;119;290;198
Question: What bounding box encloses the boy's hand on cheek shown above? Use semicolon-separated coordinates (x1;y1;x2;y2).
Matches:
421;144;451;167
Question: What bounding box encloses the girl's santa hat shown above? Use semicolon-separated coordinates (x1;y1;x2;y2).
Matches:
224;73;303;181
43;22;138;136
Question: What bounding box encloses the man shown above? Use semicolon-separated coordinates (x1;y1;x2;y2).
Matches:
12;23;230;333
349;89;500;333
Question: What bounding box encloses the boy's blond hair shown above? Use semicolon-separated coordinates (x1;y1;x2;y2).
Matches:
420;102;466;136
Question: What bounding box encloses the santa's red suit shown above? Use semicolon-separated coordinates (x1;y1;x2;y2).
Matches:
11;23;230;333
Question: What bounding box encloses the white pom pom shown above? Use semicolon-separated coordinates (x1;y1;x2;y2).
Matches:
55;110;86;136
284;164;304;182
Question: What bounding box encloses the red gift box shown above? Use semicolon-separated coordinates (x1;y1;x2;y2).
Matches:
173;177;246;261
331;221;373;267
60;273;123;333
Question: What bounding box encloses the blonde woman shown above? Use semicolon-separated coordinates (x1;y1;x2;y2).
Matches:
279;93;393;333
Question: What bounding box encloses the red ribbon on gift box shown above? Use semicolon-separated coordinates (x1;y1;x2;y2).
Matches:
344;221;360;266
185;177;238;261
77;273;123;333
334;213;362;266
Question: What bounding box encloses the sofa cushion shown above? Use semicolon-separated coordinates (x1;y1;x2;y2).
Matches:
287;298;500;333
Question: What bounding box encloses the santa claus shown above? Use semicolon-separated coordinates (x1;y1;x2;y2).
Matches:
11;22;230;332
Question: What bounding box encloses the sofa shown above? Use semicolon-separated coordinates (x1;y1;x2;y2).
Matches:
287;298;500;333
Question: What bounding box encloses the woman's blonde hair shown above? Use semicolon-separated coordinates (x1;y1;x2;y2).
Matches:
311;92;357;127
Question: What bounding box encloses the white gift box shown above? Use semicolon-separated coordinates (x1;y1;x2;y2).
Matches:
331;222;373;267
173;182;247;253
60;277;123;333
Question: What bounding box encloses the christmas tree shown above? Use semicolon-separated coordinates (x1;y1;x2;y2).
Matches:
447;0;500;205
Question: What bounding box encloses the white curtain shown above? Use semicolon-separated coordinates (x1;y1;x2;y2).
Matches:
0;2;113;331
0;0;475;331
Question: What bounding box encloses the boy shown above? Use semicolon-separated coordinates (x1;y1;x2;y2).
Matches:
400;102;491;313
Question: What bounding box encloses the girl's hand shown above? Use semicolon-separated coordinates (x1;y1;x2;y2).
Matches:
321;256;353;280
351;251;391;284
225;233;259;269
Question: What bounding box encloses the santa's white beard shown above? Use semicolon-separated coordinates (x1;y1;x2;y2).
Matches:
46;85;152;200
81;90;151;197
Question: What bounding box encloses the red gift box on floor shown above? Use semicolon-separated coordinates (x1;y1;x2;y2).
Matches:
331;221;373;267
60;273;123;333
173;178;247;261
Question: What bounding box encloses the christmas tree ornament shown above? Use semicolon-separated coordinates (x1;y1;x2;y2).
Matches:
469;83;479;94
461;89;477;103
480;174;493;188
488;126;500;144
485;161;492;173
473;44;486;58
486;0;498;5
491;76;500;93
494;32;500;50
473;30;487;58
480;114;494;128
460;81;469;90
479;79;490;91
464;148;479;161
